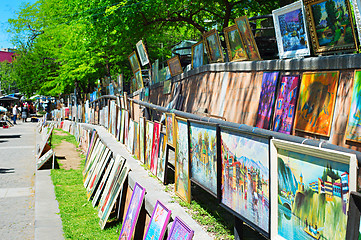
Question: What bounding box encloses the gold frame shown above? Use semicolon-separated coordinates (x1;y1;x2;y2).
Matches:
128;51;141;73
203;29;224;63
167;56;183;77
223;25;248;62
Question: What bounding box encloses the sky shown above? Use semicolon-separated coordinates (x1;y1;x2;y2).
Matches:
0;0;36;49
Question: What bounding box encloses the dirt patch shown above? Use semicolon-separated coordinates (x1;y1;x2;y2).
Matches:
53;140;82;170
54;130;68;136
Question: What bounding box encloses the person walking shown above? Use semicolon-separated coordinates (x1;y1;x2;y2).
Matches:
21;103;28;122
12;105;17;124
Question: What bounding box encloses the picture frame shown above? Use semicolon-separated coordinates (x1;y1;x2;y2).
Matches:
191;41;204;69
163;80;172;95
128;51;141;73
270;139;357;240
36;149;54;170
124;110;129;145
346;69;361;142
92;158;114;207
151;121;161;176
167;56;183;77
136;40;150;66
346;191;361;240
272;1;311;59
119;182;146;240
166;216;194;240
223;25;248;62
134;121;139;159
165;113;175;148
134;69;144;90
156;133;168;183
139;117;146;163
303;0;358;55
117;73;123;94
234;16;261;61
151;59;159;84
143;200;171;240
127;119;135;154
220;126;271;237
145;120;154;169
352;0;361;47
203;29;224;63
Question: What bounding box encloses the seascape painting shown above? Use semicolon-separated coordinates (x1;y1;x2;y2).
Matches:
151;122;161;175
221;127;269;233
273;75;300;134
224;25;248;61
191;41;204;69
145;121;154;169
346;70;361;142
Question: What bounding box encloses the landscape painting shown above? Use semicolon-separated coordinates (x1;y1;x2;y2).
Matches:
145;121;154;169
151;122;161;175
203;29;224;63
294;71;339;136
191;41;204;69
224;25;248;62
346;70;361;142
220;126;270;234
273;75;300;134
189;120;218;196
235;16;261;61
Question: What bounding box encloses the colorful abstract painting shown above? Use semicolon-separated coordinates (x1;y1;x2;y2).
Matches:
256;72;279;129
273;75;300;134
294;71;339;136
167;216;194;240
166;113;175;147
145;121;154;169
151;122;161;175
189;120;218;195
139;117;145;163
221;126;270;234
346;70;361;142
175;117;191;203
143;201;171;240
156;133;167;183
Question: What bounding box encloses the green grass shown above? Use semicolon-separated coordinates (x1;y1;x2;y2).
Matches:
51;129;79;148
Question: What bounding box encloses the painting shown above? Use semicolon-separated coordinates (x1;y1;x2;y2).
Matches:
166;113;175;148
273;75;300;134
131;77;137;94
175;117;191;203
188;120;218;196
117;73;123;94
346;70;361;142
294;71;339;136
124;110;129;146
352;0;361;47
234;16;261;61
118;182;146;240
134;121;139;159
166;216;194;240
128;51;141;73
143;200;171;240
272;1;311;59
92;158;114;208
127;119;135;154
203;29;224;63
37;149;54;170
255;72;279;130
304;0;358;54
134;69;144;90
139;117;146;163
120;109;125;143
156;133;167;183
191;41;204;69
152;59;159;84
136;40;150;66
145;121;154;169
346;192;361;240
151;121;161;175
223;25;248;62
220;126;270;235
167;56;183;77
163;80;172;95
270;139;357;240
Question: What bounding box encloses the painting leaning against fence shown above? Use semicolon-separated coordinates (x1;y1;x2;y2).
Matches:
166;113;175;147
220;127;270;234
151;122;161;175
346;70;361;142
145;121;154;169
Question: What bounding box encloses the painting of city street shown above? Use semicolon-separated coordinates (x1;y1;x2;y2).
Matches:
189;121;218;195
276;146;350;240
220;127;270;234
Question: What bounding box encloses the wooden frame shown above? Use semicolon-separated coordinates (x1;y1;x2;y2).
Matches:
165;113;175;148
143;200;171;240
166;216;194;240
346;191;361;240
203;29;224;63
167;56;183;77
136;40;150;66
223;25;248;62
128;51;141;73
191;41;204;69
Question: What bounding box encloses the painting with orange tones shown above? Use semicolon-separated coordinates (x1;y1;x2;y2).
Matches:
294;71;339;136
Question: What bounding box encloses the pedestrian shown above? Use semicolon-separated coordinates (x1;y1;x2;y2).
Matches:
12;104;17;124
22;104;28;122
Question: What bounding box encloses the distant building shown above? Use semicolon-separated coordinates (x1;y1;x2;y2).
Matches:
0;51;14;63
1;48;15;53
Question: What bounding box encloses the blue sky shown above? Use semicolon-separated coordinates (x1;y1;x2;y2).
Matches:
0;0;36;49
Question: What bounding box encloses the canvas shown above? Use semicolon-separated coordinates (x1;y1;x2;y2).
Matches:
175;117;191;203
124;110;129;146
346;70;361;142
143;200;171;240
273;75;300;134
191;41;204;69
270;139;357;240
150;122;161;175
255;72;279;129
145;121;154;169
294;71;339;136
352;0;361;47
135;69;144;90
127;119;135;154
223;25;248;62
220;126;270;235
203;29;224;63
36;149;54;170
156;133;167;183
189;120;218;196
119;182;146;240
167;56;183;77
166;216;194;240
163;80;172;94
139;117;146;163
235;16;261;61
136;40;150;66
166;113;175;147
131;77;137;93
128;51;141;73
151;59;159;84
272;1;311;59
134;122;139;159
92;158;114;207
120;109;125;143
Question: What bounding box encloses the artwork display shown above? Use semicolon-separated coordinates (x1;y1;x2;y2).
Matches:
136;40;150;66
139;117;146;163
270;139;357;240
128;51;141;73
304;0;358;54
167;56;183;77
273;75;300;134
346;70;361;142
256;72;279;129
223;25;248;62
163;80;172;94
346;192;361;240
118;182;146;240
156;133;167;183
234;16;261;61
191;41;204;69
166;216;194;240
165;113;175;147
272;1;311;59
175;117;191;203
203;29;224;63
134;69;144;90
145;121;154;169
143;200;171;240
189;120;218;196
294;71;339;136
151;122;161;175
220;126;270;235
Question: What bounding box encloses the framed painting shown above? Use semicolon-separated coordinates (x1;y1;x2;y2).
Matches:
37;149;54;170
135;69;144;90
191;41;204;69
139;117;146;163
273;75;300;134
117;110;122;141
166;216;194;240
234;16;261;61
143;200;171;240
92;158;114;207
156;133;167;183
128;51;141;73
203;29;224;63
294;71;339;136
346;70;361;142
131;77;137;94
151;121;161;175
270;139;357;240
134;121;139;159
127;119;135;154
256;72;280;130
175;117;191;203
120;109;125;143
145;121;154;169
119;182;146;240
304;0;358;55
124;110;129;146
165;113;175;148
117;73;123;94
272;1;311;59
136;40;150;66
167;56;183;77
163;80;172;95
188;120;219;197
151;59;159;84
223;25;248;62
346;192;361;240
352;0;361;47
220;126;270;237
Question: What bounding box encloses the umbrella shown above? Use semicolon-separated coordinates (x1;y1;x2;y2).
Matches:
0;106;7;112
